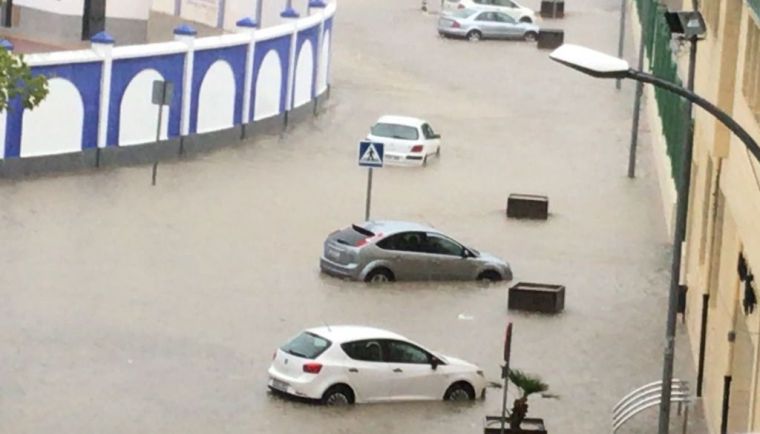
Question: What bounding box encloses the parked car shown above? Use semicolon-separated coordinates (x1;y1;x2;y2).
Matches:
366;115;441;166
268;325;488;405
438;9;539;42
319;220;513;283
442;0;538;23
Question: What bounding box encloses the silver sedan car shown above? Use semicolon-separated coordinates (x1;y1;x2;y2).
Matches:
320;221;513;283
438;9;539;42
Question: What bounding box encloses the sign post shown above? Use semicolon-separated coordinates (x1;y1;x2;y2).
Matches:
500;322;513;434
151;80;174;186
357;141;384;221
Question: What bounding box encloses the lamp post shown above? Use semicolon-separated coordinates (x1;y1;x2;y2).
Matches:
549;43;760;433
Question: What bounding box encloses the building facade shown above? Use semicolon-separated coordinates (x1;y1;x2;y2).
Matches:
679;0;760;432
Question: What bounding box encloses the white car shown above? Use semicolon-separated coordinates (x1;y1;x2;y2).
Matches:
443;0;538;23
366;115;441;167
267;325;488;405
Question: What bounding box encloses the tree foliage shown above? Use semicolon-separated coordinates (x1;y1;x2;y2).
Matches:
508;369;550;430
0;48;48;113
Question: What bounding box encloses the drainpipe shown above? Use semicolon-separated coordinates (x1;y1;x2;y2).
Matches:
696;293;709;396
697;157;724;396
721;375;732;433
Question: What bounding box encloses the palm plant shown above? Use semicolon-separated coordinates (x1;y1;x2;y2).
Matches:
507;369;549;430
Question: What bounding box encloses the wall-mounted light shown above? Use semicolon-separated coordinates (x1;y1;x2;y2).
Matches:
664;10;707;39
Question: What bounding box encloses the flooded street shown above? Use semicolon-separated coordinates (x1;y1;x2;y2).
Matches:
1;0;708;433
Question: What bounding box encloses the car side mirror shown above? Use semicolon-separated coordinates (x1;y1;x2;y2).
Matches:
461;249;471;258
431;357;440;370
432;134;441;139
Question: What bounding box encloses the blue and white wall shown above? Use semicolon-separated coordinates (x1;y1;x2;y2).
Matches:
0;1;335;160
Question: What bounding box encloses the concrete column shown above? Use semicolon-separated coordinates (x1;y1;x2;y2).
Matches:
174;24;197;137
91;31;115;149
309;0;327;100
281;6;300;114
236;17;258;124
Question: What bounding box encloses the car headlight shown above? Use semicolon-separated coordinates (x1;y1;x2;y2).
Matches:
477;370;485;377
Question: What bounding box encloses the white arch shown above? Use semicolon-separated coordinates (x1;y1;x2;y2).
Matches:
197;60;236;133
293;40;314;108
119;69;169;146
254;50;283;121
21;78;83;157
317;29;330;94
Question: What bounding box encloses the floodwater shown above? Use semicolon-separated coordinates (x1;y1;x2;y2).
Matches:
1;0;709;433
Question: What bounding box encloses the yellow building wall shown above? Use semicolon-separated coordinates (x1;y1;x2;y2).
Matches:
682;1;760;432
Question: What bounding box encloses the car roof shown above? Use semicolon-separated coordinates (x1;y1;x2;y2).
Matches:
360;220;439;235
375;115;427;128
306;325;408;343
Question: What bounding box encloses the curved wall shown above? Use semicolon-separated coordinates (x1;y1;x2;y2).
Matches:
0;3;335;165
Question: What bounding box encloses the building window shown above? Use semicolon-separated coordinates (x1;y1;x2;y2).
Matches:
701;0;720;34
742;14;760;121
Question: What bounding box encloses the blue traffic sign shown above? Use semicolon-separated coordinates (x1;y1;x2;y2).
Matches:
358;141;384;168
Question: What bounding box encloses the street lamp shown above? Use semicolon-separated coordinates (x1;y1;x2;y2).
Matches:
550;43;760;434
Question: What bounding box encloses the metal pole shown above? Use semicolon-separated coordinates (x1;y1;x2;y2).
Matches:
627;0;653;178
720;375;732;433
682;404;689;434
500;360;510;434
152;84;166;187
696;293;709;396
615;0;626;90
656;34;698;434
255;0;263;27
364;168;373;221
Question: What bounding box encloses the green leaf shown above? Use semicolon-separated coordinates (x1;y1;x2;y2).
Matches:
0;49;49;113
508;369;549;398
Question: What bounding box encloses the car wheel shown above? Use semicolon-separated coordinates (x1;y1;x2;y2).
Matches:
364;268;395;283
524;31;538;42
519;16;533;23
477;270;502;282
444;382;475;401
467;30;482;42
321;385;355;406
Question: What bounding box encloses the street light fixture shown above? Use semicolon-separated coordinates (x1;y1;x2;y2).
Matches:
550;43;760;434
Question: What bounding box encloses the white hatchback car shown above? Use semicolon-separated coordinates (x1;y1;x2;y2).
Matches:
268;325;488;405
366;115;441;166
443;0;538;23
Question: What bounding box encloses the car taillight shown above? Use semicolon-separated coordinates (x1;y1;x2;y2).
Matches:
451;21;461;28
303;363;323;374
411;145;424;153
355;232;383;247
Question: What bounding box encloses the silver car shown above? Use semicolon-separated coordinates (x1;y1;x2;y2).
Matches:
320;221;513;283
438;9;539;42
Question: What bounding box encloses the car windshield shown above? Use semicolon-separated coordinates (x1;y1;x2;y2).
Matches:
281;332;331;359
370;123;419;140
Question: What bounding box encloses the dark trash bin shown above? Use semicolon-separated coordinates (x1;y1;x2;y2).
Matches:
540;0;564;18
508;282;565;314
506;193;549;219
537;29;564;49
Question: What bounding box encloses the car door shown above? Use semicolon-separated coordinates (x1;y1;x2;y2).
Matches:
420;123;441;156
375;232;431;280
493;12;520;38
474;12;498;38
492;0;521;19
340;340;394;402
381;339;446;401
423;233;476;280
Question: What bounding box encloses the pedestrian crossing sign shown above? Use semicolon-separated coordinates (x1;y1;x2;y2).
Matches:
358;141;384;168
